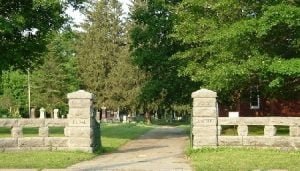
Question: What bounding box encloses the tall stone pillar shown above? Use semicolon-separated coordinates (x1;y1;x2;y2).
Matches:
66;90;100;152
191;89;218;148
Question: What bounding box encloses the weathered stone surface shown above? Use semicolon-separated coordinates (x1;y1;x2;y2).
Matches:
39;127;49;137
68;99;93;108
192;117;216;126
68;108;93;119
264;125;277;136
68;138;92;147
290;126;300;137
242;136;271;147
193;126;217;137
238;125;248;136
191;89;217;98
45;119;67;127
0;119;18;127
0;138;18;148
18;138;44;147
290;137;300;148
218;136;243;146
193;136;217;147
193;107;217;117
11;127;22;138
67;90;94;99
193;98;216;107
45;137;68;147
18;119;44;127
67;127;93;138
271;137;291;147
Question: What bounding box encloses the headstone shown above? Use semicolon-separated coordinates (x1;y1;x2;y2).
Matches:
123;115;127;123
30;108;36;118
40;107;45;119
191;89;218;148
54;109;59;119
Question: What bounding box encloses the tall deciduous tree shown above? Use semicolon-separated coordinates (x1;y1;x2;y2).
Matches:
172;0;300;106
0;0;85;71
76;0;126;108
130;0;199;115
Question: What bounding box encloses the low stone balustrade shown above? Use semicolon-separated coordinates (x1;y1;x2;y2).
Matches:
192;89;300;149
0;90;100;152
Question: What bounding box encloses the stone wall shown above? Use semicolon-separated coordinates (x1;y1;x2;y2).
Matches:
0;90;100;152
192;89;300;149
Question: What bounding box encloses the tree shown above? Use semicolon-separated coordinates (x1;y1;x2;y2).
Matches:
104;45;146;113
0;69;27;117
76;0;127;109
0;0;85;71
31;30;79;116
130;0;199;119
172;0;300;107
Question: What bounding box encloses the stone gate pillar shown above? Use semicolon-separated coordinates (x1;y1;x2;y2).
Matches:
66;90;100;152
191;89;218;148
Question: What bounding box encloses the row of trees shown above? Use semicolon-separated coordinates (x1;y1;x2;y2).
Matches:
0;0;299;119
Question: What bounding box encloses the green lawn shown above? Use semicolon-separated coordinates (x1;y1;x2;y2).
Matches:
187;147;300;171
0;123;152;169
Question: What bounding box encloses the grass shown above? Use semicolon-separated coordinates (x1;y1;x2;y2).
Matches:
187;147;300;171
0;123;152;169
0;127;10;138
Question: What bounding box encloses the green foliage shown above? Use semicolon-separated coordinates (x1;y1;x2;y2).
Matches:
130;0;199;111
76;0;143;112
31;31;79;115
0;69;27;117
173;1;300;104
0;0;85;71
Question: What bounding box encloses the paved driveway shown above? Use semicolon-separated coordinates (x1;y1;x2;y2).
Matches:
68;126;192;171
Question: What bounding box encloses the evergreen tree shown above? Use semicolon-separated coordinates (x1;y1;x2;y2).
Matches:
76;0;126;108
31;31;79;116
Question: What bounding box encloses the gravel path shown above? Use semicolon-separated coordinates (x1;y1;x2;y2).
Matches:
67;126;192;171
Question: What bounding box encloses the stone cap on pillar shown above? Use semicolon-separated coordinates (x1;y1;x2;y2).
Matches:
192;89;217;98
67;90;95;99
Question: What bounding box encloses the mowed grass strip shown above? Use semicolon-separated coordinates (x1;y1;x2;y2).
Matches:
187;147;300;171
0;123;152;169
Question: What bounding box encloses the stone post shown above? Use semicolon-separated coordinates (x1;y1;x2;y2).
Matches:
11;126;23;138
290;126;300;137
264;125;277;136
40;107;45;119
54;109;59;119
238;125;248;136
39;127;49;137
66;90;100;152
191;89;218;148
